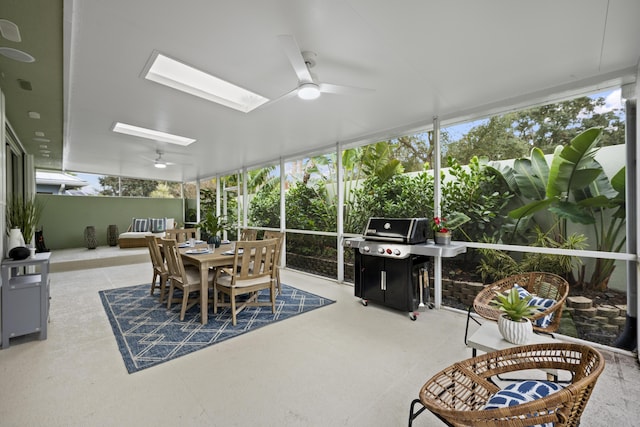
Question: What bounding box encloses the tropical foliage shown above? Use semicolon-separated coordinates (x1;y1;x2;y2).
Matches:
501;128;625;289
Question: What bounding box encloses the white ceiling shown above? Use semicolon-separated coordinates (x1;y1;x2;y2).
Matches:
62;0;640;182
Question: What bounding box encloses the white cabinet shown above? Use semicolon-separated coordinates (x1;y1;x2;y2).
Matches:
1;253;51;348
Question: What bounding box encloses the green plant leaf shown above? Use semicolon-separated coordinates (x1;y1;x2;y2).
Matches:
508;198;555;219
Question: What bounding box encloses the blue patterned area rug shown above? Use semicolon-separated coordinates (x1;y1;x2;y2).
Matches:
99;283;334;374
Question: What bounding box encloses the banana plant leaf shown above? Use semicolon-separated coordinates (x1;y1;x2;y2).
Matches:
508;198;555;219
547;128;602;198
549;201;595;224
512;147;548;201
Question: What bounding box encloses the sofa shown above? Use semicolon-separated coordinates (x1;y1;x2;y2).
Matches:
118;217;175;248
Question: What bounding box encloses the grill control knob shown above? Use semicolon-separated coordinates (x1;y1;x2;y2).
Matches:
386;248;392;254
363;246;370;253
377;247;385;254
394;249;401;256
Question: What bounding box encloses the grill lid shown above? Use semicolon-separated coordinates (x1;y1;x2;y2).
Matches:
363;217;429;244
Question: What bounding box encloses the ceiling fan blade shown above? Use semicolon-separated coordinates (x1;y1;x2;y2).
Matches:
319;82;375;95
277;34;312;83
255;86;299;110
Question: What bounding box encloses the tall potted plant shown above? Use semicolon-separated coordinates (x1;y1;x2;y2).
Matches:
197;211;229;248
6;197;43;248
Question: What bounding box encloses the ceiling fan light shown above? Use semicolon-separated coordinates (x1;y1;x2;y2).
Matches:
154;162;167;169
297;83;321;100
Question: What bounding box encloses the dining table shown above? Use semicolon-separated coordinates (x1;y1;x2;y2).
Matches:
179;242;236;324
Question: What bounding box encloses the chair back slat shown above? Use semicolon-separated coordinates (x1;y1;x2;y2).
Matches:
239;228;258;241
232;239;278;283
263;231;284;266
166;228;196;243
162;238;188;284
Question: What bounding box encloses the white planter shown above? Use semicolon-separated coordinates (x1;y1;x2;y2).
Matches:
6;227;26;257
498;314;533;345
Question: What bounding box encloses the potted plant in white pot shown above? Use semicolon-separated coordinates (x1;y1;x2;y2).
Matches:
491;287;540;345
6;197;43;256
197;212;229;248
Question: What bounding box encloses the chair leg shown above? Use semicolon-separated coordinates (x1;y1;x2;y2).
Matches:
180;289;189;321
159;276;167;303
230;292;237;326
167;280;174;309
150;271;158;295
464;305;481;345
408;398;427;427
270;283;276;313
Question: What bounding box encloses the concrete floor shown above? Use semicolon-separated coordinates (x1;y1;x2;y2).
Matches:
0;246;638;426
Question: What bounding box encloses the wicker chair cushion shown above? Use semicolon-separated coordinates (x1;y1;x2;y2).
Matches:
483;380;564;426
514;284;557;328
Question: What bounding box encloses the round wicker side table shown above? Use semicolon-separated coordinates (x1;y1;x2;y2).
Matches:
107;224;119;246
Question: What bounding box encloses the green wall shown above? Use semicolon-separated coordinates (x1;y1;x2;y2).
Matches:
36;195;184;249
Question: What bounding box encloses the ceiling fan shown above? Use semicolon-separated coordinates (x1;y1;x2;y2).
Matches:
142;149;175;169
265;35;374;106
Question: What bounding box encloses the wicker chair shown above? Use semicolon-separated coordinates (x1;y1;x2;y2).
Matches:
408;343;605;427
465;272;569;344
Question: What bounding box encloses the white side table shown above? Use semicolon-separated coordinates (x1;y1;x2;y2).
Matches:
467;321;559;380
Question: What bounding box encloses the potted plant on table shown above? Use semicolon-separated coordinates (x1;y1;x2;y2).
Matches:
432;211;469;245
491;287;540;344
197;212;229;248
6;197;43;256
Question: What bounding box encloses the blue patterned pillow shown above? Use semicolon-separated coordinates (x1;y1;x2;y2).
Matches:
132;218;149;232
513;284;556;328
149;218;166;233
483;380;564;427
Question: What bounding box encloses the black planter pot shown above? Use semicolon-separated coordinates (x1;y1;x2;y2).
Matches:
207;235;221;248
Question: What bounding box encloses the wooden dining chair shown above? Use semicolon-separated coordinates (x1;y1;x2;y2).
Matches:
162;238;215;321
145;235;169;302
165;228;197;243
239;228;258;241
213;238;278;326
263;230;284;294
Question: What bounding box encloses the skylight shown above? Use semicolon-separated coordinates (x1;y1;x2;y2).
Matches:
112;122;195;146
143;51;269;113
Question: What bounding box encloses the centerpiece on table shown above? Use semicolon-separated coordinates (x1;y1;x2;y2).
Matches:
197;212;229;248
492;287;540;344
431;211;469;245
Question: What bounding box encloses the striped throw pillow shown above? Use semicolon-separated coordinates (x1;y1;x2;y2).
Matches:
132;218;149;232
149;218;166;233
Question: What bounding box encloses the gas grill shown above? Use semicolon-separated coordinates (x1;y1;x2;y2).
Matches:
344;217;466;320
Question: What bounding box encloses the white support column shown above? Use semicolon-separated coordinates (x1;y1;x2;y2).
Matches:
336;142;344;282
433;116;443;309
280;157;286;265
0;91;7;260
195;179;201;223
242;167;248;227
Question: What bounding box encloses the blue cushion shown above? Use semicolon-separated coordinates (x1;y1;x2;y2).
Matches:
513;284;556;328
149;217;166;233
483;381;564;426
132;218;149;232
